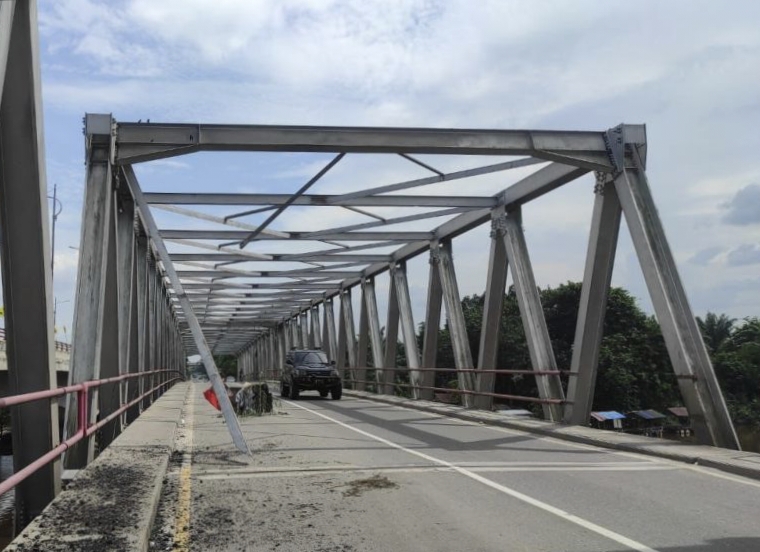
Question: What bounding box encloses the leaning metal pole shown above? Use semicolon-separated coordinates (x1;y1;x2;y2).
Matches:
124;165;250;455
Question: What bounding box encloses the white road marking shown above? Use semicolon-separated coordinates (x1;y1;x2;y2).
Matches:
343;394;760;489
286;399;660;552
198;464;679;481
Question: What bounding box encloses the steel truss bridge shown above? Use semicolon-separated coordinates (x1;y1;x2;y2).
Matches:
0;0;742;534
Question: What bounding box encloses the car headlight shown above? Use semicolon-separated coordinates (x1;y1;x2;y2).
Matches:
295;368;306;376
331;369;340;377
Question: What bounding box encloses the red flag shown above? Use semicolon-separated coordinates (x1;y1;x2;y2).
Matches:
203;386;221;411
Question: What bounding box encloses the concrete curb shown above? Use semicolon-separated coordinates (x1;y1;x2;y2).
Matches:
6;383;189;552
344;390;760;482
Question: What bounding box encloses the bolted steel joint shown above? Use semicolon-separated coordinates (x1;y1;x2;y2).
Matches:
490;213;509;238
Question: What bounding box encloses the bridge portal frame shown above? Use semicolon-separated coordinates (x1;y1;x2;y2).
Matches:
69;115;741;451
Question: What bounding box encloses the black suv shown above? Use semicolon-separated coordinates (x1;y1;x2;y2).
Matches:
281;349;342;400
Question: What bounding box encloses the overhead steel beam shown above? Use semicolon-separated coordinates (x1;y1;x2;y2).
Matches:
169;253;392;263
330;158;544;202
115;122;622;167
160;229;434;241
144;192;497;208
0;0;59;525
123;165;250;455
239;153;344;247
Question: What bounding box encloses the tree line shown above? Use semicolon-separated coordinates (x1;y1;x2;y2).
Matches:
404;282;759;428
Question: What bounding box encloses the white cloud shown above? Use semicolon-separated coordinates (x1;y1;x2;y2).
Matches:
33;0;760;338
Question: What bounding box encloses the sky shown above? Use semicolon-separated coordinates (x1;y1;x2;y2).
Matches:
27;0;760;342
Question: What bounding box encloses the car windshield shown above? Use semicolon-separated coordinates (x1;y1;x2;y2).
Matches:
297;351;329;364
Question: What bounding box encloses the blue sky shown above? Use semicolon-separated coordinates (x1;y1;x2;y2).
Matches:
32;0;760;340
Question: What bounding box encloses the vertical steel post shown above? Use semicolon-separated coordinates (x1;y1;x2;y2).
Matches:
115;192;135;413
474;210;510;410
323;297;338;362
363;279;385;390
63;114;113;469
300;311;310;349
98;192;121;448
126;233;141;423
383;274;400;395
340;288;358;385
501;209;565;420
435;242;475;407
564;175;621;425
421;246;443;400
311;304;322;349
615;147;739;449
392;263;423;399
0;0;60;524
356;283;372;391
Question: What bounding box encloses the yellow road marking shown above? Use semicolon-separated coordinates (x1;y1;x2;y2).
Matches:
172;387;195;550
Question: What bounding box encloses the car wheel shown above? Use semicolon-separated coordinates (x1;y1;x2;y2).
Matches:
291;383;300;400
319;390;329;398
331;386;342;400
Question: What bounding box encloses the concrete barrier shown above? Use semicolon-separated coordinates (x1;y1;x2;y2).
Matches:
5;382;188;552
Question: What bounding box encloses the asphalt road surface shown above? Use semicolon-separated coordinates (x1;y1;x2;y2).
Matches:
151;384;760;552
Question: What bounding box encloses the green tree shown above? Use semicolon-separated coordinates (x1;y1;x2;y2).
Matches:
697;312;736;353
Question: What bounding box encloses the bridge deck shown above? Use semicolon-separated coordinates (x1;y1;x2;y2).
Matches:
9;383;760;551
162;384;760;552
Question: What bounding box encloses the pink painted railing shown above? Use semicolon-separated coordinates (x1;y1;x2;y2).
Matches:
0;369;183;497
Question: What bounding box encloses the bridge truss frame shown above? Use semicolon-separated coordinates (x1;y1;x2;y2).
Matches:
0;0;741;526
68;115;739;453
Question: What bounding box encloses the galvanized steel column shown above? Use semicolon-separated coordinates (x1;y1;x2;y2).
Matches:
615;148;739;449
564;175;621;425
382;275;400;395
474;210;510;410
323;297;338;362
392;263;423;399
63;114;114;469
501;209;565;421
363;278;385;389
311;304;322;349
435;242;475;407
340;288;358;385
421;246;443;400
0;0;60;522
356;283;370;391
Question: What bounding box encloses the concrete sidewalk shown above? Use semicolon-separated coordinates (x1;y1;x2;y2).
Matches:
6;382;189;552
345;390;760;482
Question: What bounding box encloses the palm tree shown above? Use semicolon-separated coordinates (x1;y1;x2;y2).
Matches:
697;312;736;353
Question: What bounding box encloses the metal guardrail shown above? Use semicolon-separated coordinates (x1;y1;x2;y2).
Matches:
0;369;183;497
267;365;573;406
0;328;72;353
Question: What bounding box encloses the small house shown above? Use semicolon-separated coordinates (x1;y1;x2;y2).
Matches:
628;409;667;437
589;411;626;430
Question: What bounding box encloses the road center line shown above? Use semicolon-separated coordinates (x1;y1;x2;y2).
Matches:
172;386;195;551
286;399;660;552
